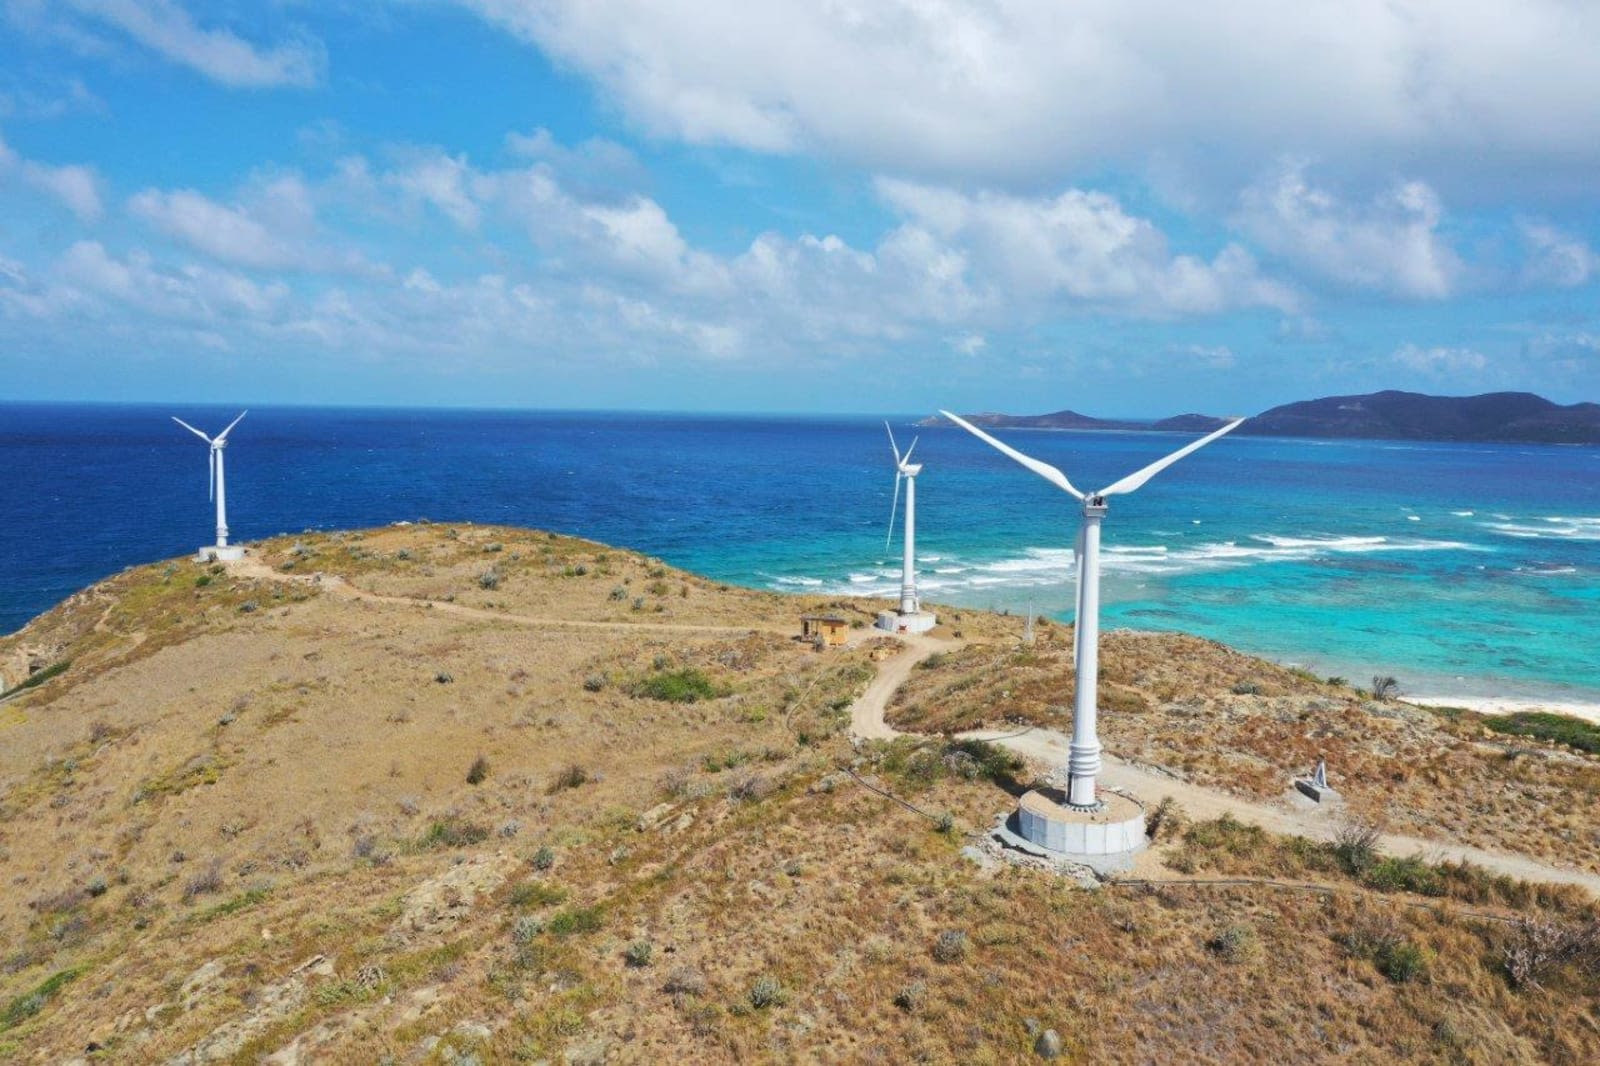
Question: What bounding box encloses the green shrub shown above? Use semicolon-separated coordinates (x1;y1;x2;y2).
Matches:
466;754;490;785
624;940;654;968
1;968;81;1032
511;916;543;945
546;905;604;937
1365;855;1444;896
932;929;969;963
547;764;589;793
0;659;72;699
1376;940;1430;983
630;669;726;704
893;980;927;1013
1208;924;1261;963
1484;712;1600;754
747;974;785;1009
531;845;556;871
419;818;490;849
509;881;567;909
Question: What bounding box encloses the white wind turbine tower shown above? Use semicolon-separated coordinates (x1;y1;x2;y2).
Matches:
877;422;938;634
942;410;1244;810
172;411;249;561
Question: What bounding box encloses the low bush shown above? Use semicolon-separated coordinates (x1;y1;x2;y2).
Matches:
0;968;81;1032
1485;712;1600;754
630;669;726;704
547;764;589;793
747;974;785;1009
508;881;567;909
1375;940;1430;983
418;818;490;849
932;929;969;963
1364;855;1444;897
1;660;71;699
182;860;224;902
466;754;490;785
1208;924;1261;963
546;905;604;937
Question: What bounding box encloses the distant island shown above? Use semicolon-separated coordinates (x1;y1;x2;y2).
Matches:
923;390;1600;445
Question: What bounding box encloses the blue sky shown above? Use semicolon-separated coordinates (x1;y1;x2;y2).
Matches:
0;1;1597;416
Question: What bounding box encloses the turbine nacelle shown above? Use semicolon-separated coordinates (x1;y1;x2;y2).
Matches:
937;411;1245;502
939;406;1246;809
172;410;247;547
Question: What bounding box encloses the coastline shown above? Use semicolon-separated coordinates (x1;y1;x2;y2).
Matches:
1407;694;1600;726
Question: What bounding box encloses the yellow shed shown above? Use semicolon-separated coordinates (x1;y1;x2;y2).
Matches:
800;613;850;648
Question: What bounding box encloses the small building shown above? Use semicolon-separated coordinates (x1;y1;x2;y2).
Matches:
800;613;850;648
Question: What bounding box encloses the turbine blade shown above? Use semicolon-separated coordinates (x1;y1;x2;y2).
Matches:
1097;418;1246;497
884;421;901;465
939;410;1083;499
901;436;918;467
208;449;215;502
215;409;248;442
886;472;902;552
172;416;211;444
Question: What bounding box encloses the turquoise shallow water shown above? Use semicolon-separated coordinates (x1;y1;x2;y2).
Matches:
2;405;1597;702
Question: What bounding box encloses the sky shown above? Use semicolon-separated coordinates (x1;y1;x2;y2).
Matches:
0;1;1597;416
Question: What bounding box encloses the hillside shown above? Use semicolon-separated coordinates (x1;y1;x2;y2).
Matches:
926;390;1600;444
1;525;1598;1063
1243;390;1600;443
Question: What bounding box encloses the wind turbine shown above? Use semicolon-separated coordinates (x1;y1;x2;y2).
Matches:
941;410;1245;808
172;411;248;560
878;422;938;634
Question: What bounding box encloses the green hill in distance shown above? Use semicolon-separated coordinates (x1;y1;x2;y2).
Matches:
925;390;1600;444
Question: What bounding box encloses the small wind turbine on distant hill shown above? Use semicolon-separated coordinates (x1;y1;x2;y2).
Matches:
941;409;1245;808
172;411;248;561
878;421;937;634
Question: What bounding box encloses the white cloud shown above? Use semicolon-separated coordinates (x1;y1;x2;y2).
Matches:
1393;343;1487;376
0;77;105;120
454;1;1600;190
386;152;483;229
128;175;379;275
63;0;323;88
1236;162;1460;299
879;179;1298;316
0;131;102;220
1520;221;1598;288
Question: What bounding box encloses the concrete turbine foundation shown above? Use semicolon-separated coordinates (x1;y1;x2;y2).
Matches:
875;610;937;635
993;786;1147;874
197;545;246;562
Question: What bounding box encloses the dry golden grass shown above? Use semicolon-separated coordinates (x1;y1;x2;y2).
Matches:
0;526;1595;1064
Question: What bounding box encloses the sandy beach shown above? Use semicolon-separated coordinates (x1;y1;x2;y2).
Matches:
1407;694;1600;726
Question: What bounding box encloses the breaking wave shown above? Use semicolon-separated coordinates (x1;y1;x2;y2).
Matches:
763;532;1484;599
1481;516;1600;542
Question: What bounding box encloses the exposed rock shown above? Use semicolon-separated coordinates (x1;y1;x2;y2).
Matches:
393;851;519;939
564;1038;610;1066
1035;1028;1063;1058
166;956;331;1064
635;802;676;831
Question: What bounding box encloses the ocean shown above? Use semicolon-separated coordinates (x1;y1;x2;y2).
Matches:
2;403;1597;702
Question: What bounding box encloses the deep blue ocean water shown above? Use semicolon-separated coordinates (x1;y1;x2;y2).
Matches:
3;403;1597;701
